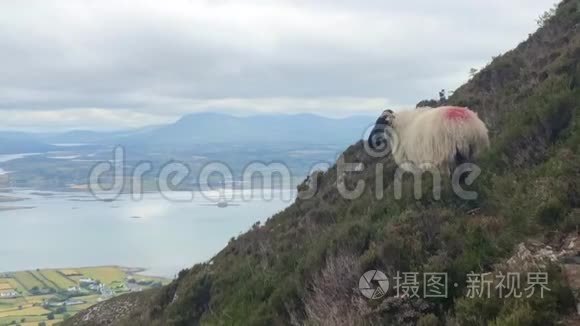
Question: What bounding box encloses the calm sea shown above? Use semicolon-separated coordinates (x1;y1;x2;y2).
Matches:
0;188;294;277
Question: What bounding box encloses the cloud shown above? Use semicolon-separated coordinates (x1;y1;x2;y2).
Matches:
0;0;557;130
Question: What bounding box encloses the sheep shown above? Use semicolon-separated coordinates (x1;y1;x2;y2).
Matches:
368;106;490;174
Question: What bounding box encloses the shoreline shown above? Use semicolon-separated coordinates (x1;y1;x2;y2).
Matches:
0;194;28;203
0;206;35;211
0;265;169;279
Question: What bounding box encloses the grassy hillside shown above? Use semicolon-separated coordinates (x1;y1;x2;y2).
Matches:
67;1;580;325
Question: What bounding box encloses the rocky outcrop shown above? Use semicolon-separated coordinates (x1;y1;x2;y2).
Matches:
499;227;580;320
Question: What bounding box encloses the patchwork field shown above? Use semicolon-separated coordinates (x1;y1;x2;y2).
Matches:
20;321;60;326
0;306;50;318
0;279;21;292
72;266;125;285
0;283;13;291
39;270;76;289
12;272;45;291
0;266;169;326
59;269;81;277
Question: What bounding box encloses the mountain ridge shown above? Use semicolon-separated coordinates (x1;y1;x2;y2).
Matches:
121;113;373;146
0;113;373;153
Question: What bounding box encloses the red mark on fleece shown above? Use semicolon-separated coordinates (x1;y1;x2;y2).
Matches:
443;106;472;121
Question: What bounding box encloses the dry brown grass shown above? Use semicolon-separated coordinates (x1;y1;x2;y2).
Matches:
298;252;375;326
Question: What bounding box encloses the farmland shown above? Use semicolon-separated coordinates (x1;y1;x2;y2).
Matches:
11;272;45;291
38;270;75;290
0;266;169;325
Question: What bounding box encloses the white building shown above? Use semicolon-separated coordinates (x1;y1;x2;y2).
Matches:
0;290;19;298
79;278;98;285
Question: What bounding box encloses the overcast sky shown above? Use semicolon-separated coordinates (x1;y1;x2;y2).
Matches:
0;0;557;131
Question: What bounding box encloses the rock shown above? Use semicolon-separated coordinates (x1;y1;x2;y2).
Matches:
500;232;580;318
502;241;558;271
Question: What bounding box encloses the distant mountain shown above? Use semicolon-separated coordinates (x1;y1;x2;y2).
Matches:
120;113;373;146
1;114;373;149
41;124;166;144
42;130;120;144
0;132;57;154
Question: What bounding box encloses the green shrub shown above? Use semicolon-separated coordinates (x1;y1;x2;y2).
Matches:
417;314;440;326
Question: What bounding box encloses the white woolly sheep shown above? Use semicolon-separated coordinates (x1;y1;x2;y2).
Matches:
368;106;490;173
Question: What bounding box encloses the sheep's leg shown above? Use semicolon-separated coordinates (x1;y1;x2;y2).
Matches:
454;144;480;187
453;146;471;183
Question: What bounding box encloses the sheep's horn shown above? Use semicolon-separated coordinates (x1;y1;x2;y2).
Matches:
368;116;389;151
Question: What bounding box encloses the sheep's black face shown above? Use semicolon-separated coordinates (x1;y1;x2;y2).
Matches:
379;109;395;126
368;109;394;151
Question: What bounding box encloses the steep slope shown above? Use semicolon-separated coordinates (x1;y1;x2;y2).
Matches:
67;1;580;325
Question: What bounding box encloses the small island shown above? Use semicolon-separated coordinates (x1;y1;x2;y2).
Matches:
0;195;34;211
0;206;35;212
0;195;27;203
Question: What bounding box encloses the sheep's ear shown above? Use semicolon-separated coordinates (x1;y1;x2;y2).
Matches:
380;109;395;126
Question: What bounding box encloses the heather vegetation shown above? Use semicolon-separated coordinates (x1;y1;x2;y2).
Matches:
67;1;580;325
